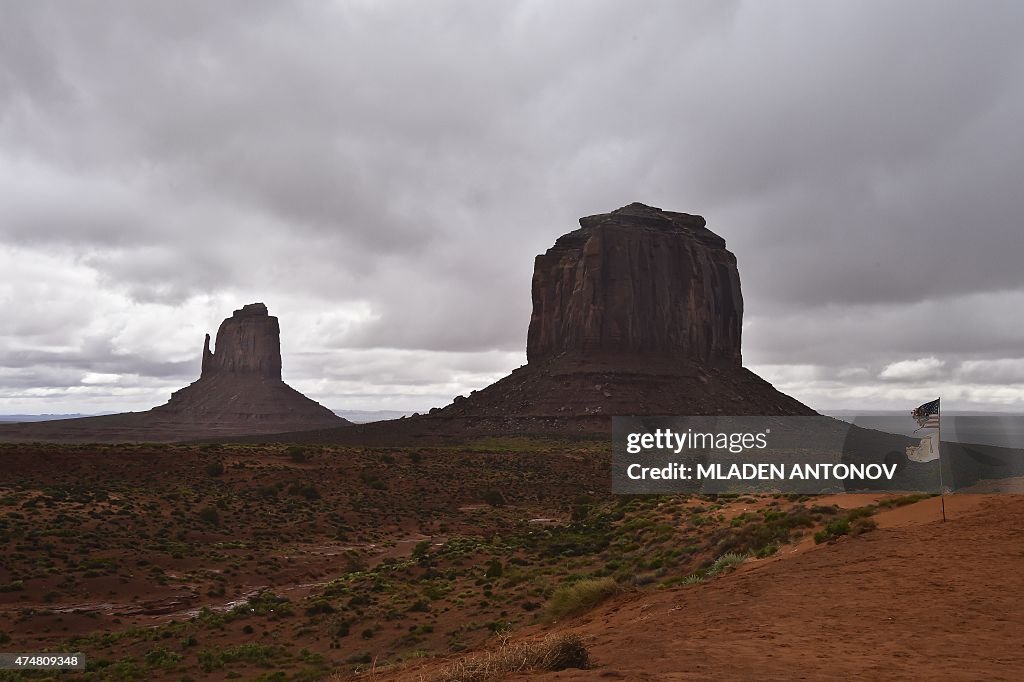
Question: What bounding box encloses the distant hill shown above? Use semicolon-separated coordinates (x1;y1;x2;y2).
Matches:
331;409;415;424
0;414;106;423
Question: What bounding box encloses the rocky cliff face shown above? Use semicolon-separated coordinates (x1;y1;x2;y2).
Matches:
527;203;743;366
201;303;283;379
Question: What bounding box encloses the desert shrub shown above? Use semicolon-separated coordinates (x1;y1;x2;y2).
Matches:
205;461;225;477
814;518;850;544
432;633;589;681
877;493;932;509
412;540;432;560
850;517;878;536
287;483;321;500
287;446;309;463
237;591;292;617
662;573;706;588
485;558;503;579
845;506;875;522
199;644;286;672
546;577;618;620
197;506;220;527
144;646;181;668
480;489;506;507
358;470;387;490
706;552;747;576
305;599;335;616
708;507;814;557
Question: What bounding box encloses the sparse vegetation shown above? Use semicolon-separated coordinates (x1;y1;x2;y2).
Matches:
814;503;887;543
0;438;932;679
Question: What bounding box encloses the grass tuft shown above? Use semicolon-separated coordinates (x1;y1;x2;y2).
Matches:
545;577;618;621
429;633;589;681
706;552;747;576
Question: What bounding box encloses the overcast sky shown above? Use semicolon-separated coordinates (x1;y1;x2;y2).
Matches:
2;0;1023;415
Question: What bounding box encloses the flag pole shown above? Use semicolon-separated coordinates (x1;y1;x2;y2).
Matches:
938;397;945;522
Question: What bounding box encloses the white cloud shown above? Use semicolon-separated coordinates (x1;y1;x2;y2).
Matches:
879;357;946;381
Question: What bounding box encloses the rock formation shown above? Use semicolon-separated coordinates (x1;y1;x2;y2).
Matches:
227;203;815;445
0;303;346;442
527;203;743;365
200;303;283;379
147;302;344;434
430;203;815;430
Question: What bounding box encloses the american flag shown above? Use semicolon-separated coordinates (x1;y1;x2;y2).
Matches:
912;398;940;430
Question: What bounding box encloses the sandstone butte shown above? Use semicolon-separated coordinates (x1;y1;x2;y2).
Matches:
0;303;346;442
1;203;816;444
431;202;816;426
252;203;819;445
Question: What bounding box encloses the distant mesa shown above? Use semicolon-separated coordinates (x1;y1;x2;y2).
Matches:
249;203;815;445
0;204;813;444
0;303;346;442
421;202;814;428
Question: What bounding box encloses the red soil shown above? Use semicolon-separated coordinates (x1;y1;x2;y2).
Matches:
380;494;1024;681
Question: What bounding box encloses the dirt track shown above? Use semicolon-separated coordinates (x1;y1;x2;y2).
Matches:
389;495;1024;681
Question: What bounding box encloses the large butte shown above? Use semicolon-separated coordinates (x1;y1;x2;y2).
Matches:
432;202;815;425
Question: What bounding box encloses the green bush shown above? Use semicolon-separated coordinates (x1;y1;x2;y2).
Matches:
205;461;225;477
287;446;309;463
304;600;335;616
546;577;618;620
144;647;181;668
412;540;432;560
480;488;506;507
485;558;504;579
198;506;220;526
814;518;850;544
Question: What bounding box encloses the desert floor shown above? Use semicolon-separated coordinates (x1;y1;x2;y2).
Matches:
2;440;1020;680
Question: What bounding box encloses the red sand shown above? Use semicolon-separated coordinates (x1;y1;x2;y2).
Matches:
382;494;1024;681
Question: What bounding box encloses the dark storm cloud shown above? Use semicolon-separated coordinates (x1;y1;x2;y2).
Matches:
1;0;1023;412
